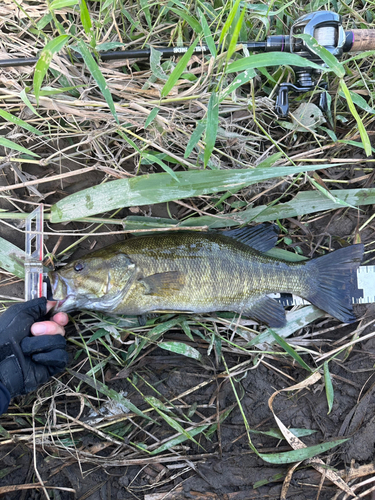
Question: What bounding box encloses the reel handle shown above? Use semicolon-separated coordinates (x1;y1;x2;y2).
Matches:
345;30;375;52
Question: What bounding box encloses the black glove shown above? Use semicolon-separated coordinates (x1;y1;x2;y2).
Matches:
0;297;69;398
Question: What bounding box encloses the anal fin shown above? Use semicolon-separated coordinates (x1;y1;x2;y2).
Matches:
244;296;286;327
139;271;185;296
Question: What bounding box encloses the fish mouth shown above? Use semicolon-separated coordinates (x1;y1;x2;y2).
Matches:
48;271;74;311
55;296;68;310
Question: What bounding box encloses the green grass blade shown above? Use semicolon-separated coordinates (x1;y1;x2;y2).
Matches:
255;428;317;439
142;153;179;182
204;92;219;167
259;438;348;464
268;329;312;372
219;69;256;101
127;318;182;362
80;0;92;33
33;34;70;105
309;177;360;210
36;13;53;29
49;0;78;9
155;410;201;447
179;319;194;341
146;398;202;447
149;424;209;455
117;129;141;153
159;341;202;360
50;163;344;222
77;40;119;123
340;80;371;156
227;7;246;61
339;139;375;154
79;0;95;47
339;90;375;115
184;119;206;158
323;361;334;415
198;186;375;228
140;0;152;29
161;38;199;97
219;0;241;45
298;34;345;77
19;89;42;118
167;7;202;34
0;237;25;278
144;107;160;128
227;52;324;74
257;152;283;168
197;8;216;57
0;109;43;136
0;137;39;158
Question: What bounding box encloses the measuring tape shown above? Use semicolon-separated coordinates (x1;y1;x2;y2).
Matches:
269;266;373;308
24;205;46;301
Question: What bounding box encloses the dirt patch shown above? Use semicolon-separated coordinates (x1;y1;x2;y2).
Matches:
1;311;375;499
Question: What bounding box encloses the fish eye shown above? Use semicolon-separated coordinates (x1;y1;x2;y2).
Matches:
74;262;85;272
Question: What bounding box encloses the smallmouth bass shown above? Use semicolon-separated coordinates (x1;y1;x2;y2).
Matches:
49;224;363;327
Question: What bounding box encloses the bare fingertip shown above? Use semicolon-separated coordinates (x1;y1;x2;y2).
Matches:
53;312;69;326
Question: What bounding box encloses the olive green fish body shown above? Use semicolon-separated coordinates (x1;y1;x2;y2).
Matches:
49;225;363;327
108;233;305;315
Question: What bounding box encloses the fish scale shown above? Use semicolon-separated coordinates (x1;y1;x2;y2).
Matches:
115;233;298;314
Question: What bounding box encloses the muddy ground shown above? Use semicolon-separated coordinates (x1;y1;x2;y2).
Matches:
2;322;375;500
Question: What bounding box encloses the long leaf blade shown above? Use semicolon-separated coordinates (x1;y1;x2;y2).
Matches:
204;92;219;167
259;438;347;464
142;153;179;182
159;341;202;360
161;39;199;97
77;40;119;123
49;0;78;9
268;329;312;372
0;237;25;278
219;0;241;45
227;52;324;74
323;361;334;415
34;34;70;104
227;7;246;60
298;34;345;77
197;8;216;57
50;163;344;222
0;137;40;158
340;80;371;156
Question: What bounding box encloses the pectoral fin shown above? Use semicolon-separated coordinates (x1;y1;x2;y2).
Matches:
139;271;185;296
244;296;286;327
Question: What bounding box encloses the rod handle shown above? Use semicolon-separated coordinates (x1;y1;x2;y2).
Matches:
346;30;375;52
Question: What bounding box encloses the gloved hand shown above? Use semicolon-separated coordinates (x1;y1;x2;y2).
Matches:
0;297;69;398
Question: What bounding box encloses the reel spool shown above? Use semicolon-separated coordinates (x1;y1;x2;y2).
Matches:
290;11;346;61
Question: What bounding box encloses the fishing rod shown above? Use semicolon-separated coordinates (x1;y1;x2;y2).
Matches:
2;11;375;116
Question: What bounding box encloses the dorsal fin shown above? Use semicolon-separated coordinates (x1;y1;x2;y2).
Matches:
222;223;279;252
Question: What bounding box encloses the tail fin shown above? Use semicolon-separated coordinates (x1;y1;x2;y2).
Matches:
305;244;364;323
